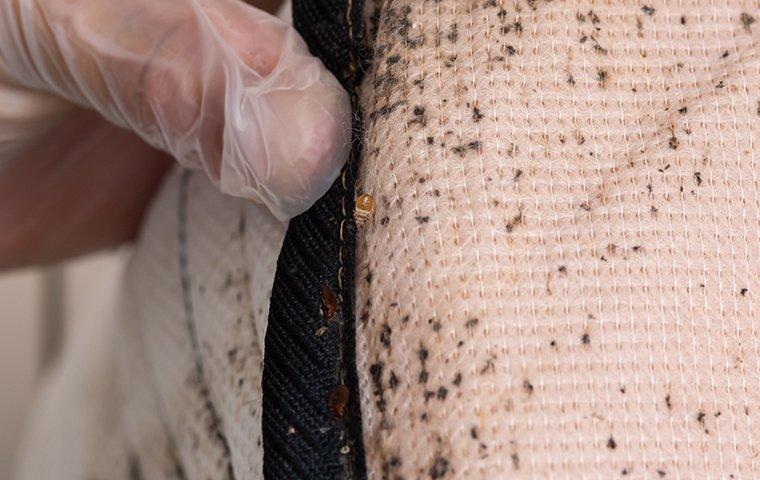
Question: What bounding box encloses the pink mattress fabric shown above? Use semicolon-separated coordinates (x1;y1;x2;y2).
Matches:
354;1;760;478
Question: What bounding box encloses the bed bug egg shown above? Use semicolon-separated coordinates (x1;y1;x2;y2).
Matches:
354;194;375;227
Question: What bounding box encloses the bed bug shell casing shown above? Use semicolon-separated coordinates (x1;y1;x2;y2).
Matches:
354;193;375;227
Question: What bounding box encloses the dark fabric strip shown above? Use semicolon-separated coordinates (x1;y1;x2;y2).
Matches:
262;0;370;477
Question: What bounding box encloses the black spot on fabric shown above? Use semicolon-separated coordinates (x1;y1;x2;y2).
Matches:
429;456;450;478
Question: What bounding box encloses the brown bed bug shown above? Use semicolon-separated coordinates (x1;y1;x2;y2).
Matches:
354;193;375;227
321;284;338;320
328;384;350;419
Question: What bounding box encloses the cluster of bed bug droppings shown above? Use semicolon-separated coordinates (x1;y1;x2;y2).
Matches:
355;193;375;227
428;456;450;478
328;384;350;419
741;12;755;32
352;0;760;478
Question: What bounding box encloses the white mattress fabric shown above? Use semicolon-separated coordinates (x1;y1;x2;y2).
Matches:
15;169;286;480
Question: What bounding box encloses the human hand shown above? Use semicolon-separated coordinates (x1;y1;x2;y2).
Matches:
0;0;350;269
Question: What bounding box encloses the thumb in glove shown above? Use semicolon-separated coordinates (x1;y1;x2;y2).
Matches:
0;0;351;220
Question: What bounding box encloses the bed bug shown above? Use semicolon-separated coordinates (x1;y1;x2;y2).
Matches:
321;284;338;320
328;384;350;419
354;194;375;227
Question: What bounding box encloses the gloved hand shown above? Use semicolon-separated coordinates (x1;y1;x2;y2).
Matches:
0;0;350;269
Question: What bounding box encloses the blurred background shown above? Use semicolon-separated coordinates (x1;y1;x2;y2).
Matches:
0;251;127;478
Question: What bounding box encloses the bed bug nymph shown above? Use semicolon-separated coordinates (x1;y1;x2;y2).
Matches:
354;193;375;227
321;284;338;320
328;384;350;419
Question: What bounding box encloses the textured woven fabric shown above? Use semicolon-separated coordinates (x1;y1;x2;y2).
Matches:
15;168;287;480
355;1;760;478
261;0;369;476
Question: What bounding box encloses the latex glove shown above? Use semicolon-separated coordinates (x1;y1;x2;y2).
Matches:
0;0;351;221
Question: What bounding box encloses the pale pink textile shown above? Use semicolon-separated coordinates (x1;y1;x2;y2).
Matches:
355;1;760;478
